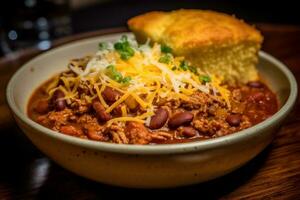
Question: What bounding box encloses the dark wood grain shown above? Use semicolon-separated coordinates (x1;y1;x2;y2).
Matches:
0;24;299;200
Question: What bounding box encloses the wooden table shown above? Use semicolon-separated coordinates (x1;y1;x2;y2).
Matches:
0;25;299;200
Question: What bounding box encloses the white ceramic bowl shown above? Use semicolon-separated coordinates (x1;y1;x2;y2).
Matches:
6;32;297;188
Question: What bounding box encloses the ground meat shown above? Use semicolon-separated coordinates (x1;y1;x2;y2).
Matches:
231;88;243;101
230;88;246;114
237;115;252;131
109;123;128;144
37;109;74;131
29;77;278;145
207;105;228;118
125;122;152;144
181;92;214;111
159;98;181;109
78;80;92;96
192;118;229;136
77;114;96;124
70;99;91;114
74;114;108;141
193;114;252;138
151;131;173;143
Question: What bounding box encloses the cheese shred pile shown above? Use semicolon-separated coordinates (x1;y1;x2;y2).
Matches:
47;35;231;125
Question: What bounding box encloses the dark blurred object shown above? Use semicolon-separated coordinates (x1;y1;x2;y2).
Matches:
1;0;300;57
0;0;72;55
72;0;300;33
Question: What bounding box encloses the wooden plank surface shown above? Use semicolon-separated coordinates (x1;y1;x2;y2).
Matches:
0;24;299;200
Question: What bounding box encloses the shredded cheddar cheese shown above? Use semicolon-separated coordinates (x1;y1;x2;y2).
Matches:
121;105;127;117
48;35;231;124
107;117;144;127
95;84;109;108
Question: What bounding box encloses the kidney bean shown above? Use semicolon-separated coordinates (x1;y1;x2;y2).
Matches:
226;114;241;126
102;87;121;102
35;99;49;114
168;112;194;129
92;100;112;122
180;127;198;137
52;90;66;111
149;108;169;129
247;81;263;88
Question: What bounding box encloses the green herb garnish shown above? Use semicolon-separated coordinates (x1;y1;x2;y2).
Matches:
179;60;189;71
106;65;122;82
122;76;132;84
161;44;172;54
106;65;132;84
114;35;135;60
199;75;211;83
171;66;177;71
188;66;198;74
179;60;198;74
159;54;172;64
98;42;108;50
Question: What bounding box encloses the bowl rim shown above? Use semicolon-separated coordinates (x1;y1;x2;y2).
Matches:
6;34;298;155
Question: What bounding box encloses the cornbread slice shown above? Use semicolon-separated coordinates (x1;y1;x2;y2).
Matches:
128;9;263;84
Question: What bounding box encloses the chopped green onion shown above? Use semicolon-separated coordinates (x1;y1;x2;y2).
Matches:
106;65;131;84
179;60;198;74
106;65;122;82
114;35;135;60
122;76;132;84
179;60;189;71
98;42;108;50
159;54;172;64
199;75;211;83
106;65;116;73
171;66;177;71
161;44;172;54
120;35;128;42
188;66;198;75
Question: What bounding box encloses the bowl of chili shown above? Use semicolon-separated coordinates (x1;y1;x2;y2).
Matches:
6;33;297;188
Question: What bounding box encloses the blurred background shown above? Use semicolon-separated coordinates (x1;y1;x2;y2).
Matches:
0;0;300;57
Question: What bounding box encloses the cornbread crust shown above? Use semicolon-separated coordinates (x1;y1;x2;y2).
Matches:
128;9;263;84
